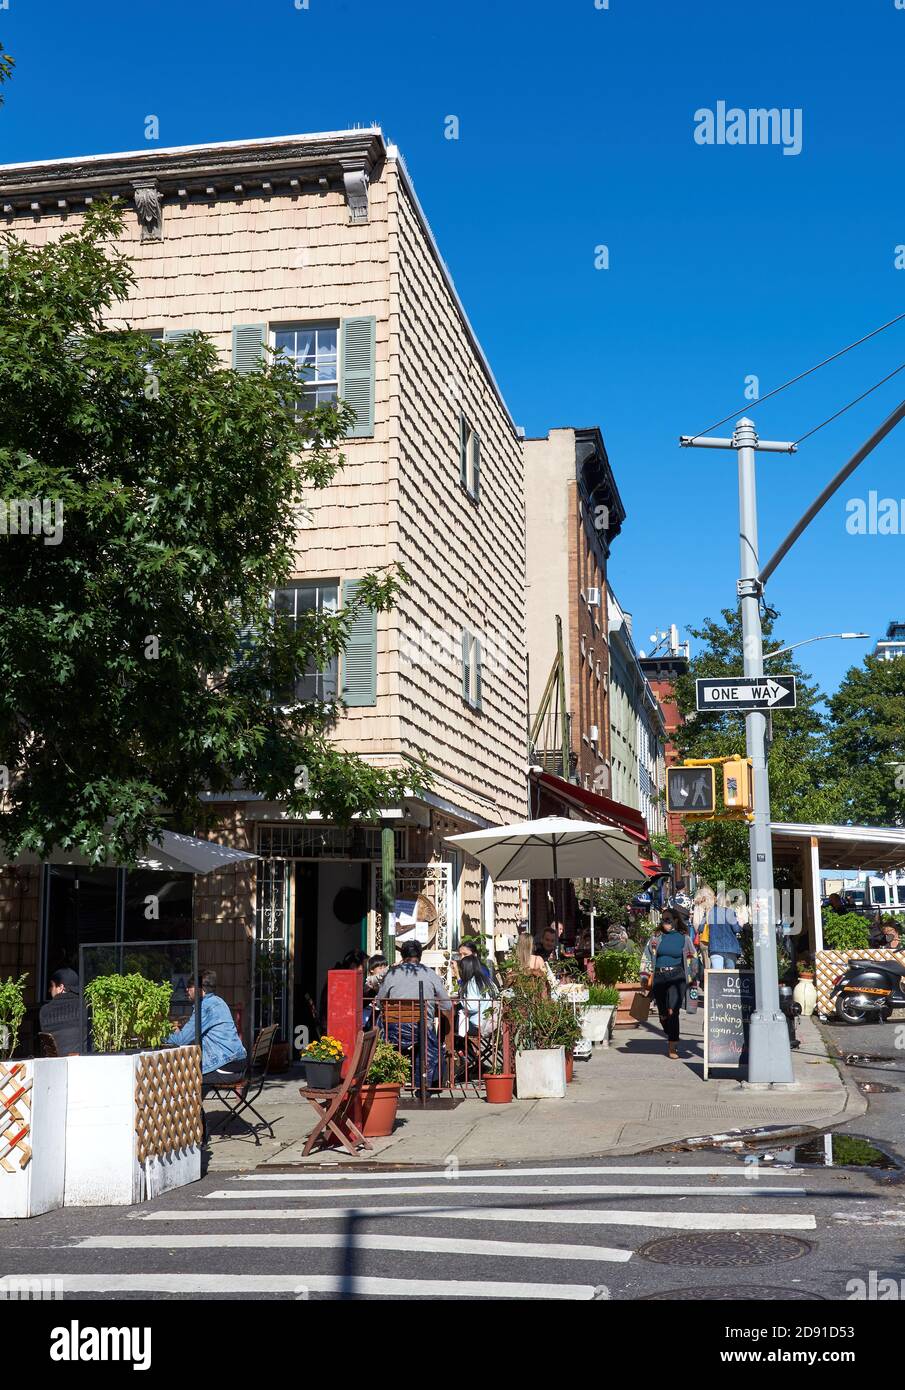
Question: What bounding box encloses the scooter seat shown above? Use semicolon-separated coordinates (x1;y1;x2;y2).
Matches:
849;959;905;976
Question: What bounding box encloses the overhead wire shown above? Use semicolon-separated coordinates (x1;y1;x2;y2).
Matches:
688;309;905;441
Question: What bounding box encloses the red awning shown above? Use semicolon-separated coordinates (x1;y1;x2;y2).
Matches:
528;769;649;844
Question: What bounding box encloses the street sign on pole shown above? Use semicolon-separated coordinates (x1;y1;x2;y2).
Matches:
696;675;796;713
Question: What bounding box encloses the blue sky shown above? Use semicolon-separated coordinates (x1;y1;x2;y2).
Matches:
2;0;903;700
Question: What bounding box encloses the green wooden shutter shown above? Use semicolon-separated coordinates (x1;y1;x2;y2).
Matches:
462;628;471;704
460;415;469;488
472;431;481;501
474;636;483;712
341;578;377;707
340;316;376;437
232;324;266;374
163;329;195;344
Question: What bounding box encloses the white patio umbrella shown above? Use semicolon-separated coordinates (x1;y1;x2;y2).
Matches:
445;815;645;882
1;829;257;874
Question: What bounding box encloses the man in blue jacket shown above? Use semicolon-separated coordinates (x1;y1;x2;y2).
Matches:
166;970;247;1079
707;905;743;971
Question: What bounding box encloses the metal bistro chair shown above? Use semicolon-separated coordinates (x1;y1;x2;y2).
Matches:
202;1023;279;1145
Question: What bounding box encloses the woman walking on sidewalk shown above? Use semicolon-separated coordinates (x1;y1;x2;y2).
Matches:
640;910;699;1059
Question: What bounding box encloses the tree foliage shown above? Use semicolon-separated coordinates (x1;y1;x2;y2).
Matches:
0;202;425;863
827;654;905;826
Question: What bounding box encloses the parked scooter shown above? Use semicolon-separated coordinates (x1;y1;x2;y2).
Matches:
830;957;905;1024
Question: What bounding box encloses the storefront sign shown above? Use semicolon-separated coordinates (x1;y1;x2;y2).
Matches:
703;969;755;1079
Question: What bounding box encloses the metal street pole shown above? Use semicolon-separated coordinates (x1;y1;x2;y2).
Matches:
679;417;796;1085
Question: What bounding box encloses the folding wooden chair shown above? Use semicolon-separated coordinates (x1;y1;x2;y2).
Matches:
38;1032;59;1058
202;1024;279;1145
301;1028;378;1158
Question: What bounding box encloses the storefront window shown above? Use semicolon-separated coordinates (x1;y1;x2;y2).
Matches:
42;865;193;988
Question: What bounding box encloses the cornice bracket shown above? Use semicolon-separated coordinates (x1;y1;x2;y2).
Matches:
342;167;369;223
133;180;163;241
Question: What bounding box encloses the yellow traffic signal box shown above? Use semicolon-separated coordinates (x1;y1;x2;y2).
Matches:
722;757;753;811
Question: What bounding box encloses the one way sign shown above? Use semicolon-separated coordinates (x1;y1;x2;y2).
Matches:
696;674;797;712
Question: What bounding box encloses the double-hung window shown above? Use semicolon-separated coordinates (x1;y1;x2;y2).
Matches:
273;324;339;412
273;581;339;703
459;414;481;501
462;628;483;711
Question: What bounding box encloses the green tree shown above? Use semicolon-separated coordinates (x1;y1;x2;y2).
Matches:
673;608;843;891
827;654;905;826
0;202;425;863
0;43;13;102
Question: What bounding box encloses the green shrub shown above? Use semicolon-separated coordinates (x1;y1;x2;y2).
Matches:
0;974;27;1058
587;985;620;1007
84;972;173;1053
367;1041;411;1086
822;913;870;952
593;948;641;985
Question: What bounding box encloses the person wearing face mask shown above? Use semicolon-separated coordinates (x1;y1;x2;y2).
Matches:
640;910;699;1059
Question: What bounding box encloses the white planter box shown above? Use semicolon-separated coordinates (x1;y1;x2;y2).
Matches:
64;1047;202;1208
515;1046;566;1099
581;1005;616;1046
0;1058;68;1220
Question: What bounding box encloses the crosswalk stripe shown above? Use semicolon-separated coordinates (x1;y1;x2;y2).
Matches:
137;1204;817;1231
0;1273;601;1300
204;1184;806;1199
76;1233;633;1263
233;1165;801;1180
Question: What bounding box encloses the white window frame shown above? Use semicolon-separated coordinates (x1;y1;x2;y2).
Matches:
272;579;340;704
459;414;480;501
271;322;339;413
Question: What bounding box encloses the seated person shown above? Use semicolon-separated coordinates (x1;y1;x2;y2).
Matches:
363;954;388;1027
39;968;82;1055
166;970;247;1080
375;940;450;1087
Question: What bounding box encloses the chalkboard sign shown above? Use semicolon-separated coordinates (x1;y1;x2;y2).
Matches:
703;970;755;1079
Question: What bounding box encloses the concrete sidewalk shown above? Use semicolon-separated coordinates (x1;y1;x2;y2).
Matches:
202;1012;866;1170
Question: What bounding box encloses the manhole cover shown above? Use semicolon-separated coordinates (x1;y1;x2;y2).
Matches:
640;1285;823;1300
635;1232;812;1266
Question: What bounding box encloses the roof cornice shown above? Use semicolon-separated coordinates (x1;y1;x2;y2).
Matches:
0;129;386;208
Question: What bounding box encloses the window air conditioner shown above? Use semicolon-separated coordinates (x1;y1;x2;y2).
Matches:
586;587;601;608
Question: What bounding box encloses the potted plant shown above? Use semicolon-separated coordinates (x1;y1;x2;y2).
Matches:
0;974;27;1060
301;1034;345;1089
359;1041;410;1136
84;972;172;1053
64;971;202;1208
482;997;514;1103
580;984;620;1046
593;948;643;1027
508;978;576;1098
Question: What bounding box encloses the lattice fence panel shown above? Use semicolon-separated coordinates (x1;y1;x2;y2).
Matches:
134;1046;202;1164
816;948;905;1019
0;1061;32;1173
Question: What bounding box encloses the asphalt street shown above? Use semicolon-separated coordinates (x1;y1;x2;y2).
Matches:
3;1151;905;1301
821;1016;905;1157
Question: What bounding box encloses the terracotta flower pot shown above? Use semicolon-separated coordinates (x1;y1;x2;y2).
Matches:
359;1082;402;1137
484;1073;515;1104
565;1050;574;1083
615;982;644;1028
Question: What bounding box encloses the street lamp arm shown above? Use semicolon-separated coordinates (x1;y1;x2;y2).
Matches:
758;396;905;586
764;632;870;661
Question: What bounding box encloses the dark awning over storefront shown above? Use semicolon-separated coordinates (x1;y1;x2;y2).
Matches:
528;769;649;844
